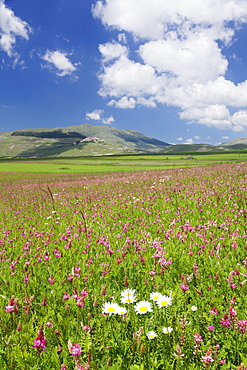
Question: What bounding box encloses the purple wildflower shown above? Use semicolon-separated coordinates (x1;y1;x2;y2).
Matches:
33;326;47;354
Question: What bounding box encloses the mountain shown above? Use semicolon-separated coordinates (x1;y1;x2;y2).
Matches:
220;137;247;146
0;124;170;158
162;143;217;153
0;125;246;158
163;140;247;153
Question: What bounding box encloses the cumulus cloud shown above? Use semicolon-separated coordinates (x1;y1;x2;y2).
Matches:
98;41;128;62
108;96;156;108
108;96;136;108
93;0;247;131
86;109;115;124
0;0;31;57
185;138;194;144
118;33;127;44
41;50;78;77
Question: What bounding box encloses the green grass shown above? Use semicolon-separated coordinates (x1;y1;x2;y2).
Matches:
0;152;246;174
0;163;247;369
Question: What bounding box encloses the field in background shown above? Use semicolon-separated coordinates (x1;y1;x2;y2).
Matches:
0;151;246;174
0;162;247;369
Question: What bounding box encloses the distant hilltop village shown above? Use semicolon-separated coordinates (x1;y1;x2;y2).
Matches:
73;136;105;146
80;136;105;143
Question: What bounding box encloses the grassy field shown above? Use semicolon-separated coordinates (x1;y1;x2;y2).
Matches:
0;162;247;370
0;151;246;174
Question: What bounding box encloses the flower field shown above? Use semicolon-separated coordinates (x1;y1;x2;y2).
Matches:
0;163;247;369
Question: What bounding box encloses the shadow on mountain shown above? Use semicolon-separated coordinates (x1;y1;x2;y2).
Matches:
13;141;88;158
115;131;169;148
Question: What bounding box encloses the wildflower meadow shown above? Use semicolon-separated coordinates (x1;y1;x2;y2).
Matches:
0;163;247;369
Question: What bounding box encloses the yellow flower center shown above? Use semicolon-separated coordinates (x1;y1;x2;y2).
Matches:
140;306;148;312
108;307;116;312
153;296;159;300
161;300;168;306
126;299;132;303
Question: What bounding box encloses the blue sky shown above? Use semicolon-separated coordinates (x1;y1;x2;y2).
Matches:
1;0;247;145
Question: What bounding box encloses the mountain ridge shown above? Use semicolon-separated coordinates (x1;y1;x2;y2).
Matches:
0;124;170;158
0;124;246;157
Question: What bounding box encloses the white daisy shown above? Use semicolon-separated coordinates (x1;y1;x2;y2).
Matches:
120;296;136;304
146;331;157;339
102;302;120;314
134;301;153;314
156;295;172;308
150;292;163;302
120;288;136;304
121;288;136;297
191;305;197;311
162;326;173;334
117;306;127;315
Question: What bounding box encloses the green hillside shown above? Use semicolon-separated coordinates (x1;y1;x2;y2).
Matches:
0;124;247;158
0;124;170;158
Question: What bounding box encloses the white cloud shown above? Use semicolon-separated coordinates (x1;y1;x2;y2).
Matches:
180;105;230;121
86;109;103;121
222;136;229;140
92;0;247;40
99;41;128;62
108;96;136;108
86;109;115;124
137;97;156;108
42;50;77;77
176;137;183;141
93;0;247;132
0;0;31;57
102;116;115;124
194;135;201;140
108;96;157;108
231;110;247;127
118;33;127;44
139;34;228;83
98;54;164;98
186;138;194;144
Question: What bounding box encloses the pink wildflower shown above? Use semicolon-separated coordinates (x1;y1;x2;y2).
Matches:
4;297;19;313
70;343;82;356
218;359;226;364
82;325;92;332
180;283;189;291
207;325;215;332
80;289;88;297
194;332;203;344
201;355;214;363
220;317;231;327
238;320;247;334
33;326;47;354
76;297;85;308
209;307;218;315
